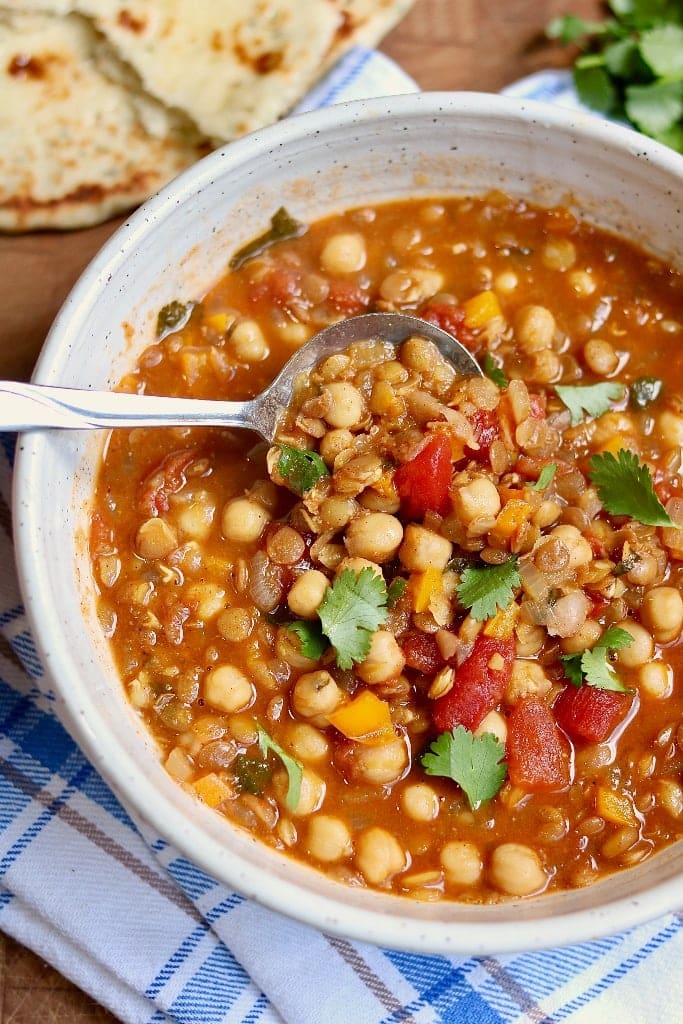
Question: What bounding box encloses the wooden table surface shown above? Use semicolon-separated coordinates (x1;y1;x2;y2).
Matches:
0;0;600;1020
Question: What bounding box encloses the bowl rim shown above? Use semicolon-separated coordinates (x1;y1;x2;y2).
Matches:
13;90;683;955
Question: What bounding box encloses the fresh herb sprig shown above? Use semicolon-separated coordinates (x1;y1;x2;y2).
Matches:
588;448;676;527
561;625;634;692
456;556;520;622
422;726;507;809
230;207;306;269
276;443;329;495
257;726;303;812
547;2;683;153
555;382;625;425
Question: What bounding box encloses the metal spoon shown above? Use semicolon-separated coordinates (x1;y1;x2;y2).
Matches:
0;312;482;440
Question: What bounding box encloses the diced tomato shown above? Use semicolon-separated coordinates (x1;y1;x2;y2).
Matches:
466;408;501;462
249;267;302;308
138;448;199;517
327;280;370;314
419;302;477;351
585;532;607;558
554;685;632;744
432;635;515;733
401;631;444;675
507;698;571;791
528;393;547;419
394;433;453;519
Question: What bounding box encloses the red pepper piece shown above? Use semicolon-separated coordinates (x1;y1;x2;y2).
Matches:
326;280;370;314
394;434;453;519
554;685;632;744
419;302;477;351
507;698;571;791
466;408;501;461
432;635;515;733
401;631;444;675
138;448;199;517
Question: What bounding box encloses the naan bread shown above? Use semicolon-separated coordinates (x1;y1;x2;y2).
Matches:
0;9;206;231
0;0;413;231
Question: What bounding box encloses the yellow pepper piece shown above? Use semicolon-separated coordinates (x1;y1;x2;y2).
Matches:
596;786;638;827
463;289;502;329
484;601;519;639
490;499;533;542
326;690;395;746
409;567;443;613
193;772;232;808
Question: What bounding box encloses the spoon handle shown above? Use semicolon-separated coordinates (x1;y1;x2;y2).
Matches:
0;381;264;436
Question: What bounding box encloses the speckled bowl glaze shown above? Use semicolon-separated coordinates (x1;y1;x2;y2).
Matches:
14;93;683;955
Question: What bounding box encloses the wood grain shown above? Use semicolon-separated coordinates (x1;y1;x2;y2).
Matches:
0;0;601;1019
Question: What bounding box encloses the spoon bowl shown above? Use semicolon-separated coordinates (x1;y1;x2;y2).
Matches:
1;312;481;437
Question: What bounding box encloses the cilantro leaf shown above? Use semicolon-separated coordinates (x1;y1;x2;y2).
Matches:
625;79;683;136
531;463;558;491
555;382;625;425
257;726;303;812
639;24;683;76
561;624;634;691
547;14;613;44
456;556;520;622
421;726;507;809
387;577;407;608
230;207;305;270
482;352;508;388
588;448;676;526
574;61;619;115
287;620;327;660
156;300;194;338
317;568;389;670
580;647;630;692
276;443;329;495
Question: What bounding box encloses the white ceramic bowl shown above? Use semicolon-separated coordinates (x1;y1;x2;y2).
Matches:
14;93;683;955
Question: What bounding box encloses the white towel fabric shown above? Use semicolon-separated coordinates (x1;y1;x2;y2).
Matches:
2;59;683;1024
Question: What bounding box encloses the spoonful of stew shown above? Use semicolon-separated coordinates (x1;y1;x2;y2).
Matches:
0;313;481;437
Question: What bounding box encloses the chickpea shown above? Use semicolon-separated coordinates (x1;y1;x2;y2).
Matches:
292;670;346;723
542;238;576;271
401;783;440;822
320;232;366;274
583;337;619;376
494;270;518;294
221;497;271;543
505;660;552;705
287;569;330;619
344;512;403;562
638;662;673;700
441;841;483;887
307;815;353;862
454;477;501;525
560;619;603;655
175;493;216;541
400;336;443;374
489;843;547;896
135;517;177;560
549;524;592;569
355;827;407;885
514;304;556;353
273;766;325;816
568;269;596;296
475;710;507;745
356;630;406;684
184;581;226;619
321;382;364;429
319;496;357;531
399;524;452;572
286;721;330;762
349;736;409;785
319;428;353;465
657;409;683;449
335;556;382;578
228;318;269;362
379;267;444;305
640;587;683;644
656;779;683;819
615;620;654;668
204;664;254;714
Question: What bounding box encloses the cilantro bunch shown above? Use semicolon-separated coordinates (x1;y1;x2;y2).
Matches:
548;0;683;152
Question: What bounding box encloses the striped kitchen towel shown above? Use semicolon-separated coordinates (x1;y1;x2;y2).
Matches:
2;63;683;1024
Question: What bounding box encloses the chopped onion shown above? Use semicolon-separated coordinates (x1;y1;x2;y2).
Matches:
666;497;683;527
519;556;550;603
247;550;284;612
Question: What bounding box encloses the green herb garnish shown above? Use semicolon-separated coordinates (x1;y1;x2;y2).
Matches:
421;727;507;810
629;375;664;409
156;300;194;338
286;620;327;660
386;577;407;608
482;352;508;388
561;625;634;692
555;382;626;425
230;207;306;270
456;556;520;622
276;443;329;495
588;448;676;526
530;463;558;491
233;754;272;795
317;568;389;670
547;2;683;153
257;726;303;812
